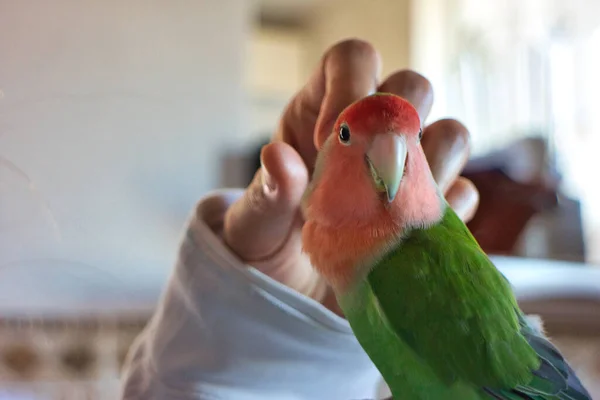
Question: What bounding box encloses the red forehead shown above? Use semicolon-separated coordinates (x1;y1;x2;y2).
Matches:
336;93;421;135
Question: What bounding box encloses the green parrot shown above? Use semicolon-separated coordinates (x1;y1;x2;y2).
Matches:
300;93;592;400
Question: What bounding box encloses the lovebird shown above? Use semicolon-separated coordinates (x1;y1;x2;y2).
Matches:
300;93;592;400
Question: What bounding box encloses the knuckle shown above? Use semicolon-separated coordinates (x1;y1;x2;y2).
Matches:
245;179;271;215
447;178;480;222
238;169;270;214
461;178;480;209
431;118;471;147
390;70;432;94
324;39;380;78
328;38;378;62
379;70;433;118
458;177;480;199
464;185;480;222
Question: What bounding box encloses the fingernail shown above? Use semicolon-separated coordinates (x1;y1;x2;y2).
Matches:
315;115;337;149
261;165;277;194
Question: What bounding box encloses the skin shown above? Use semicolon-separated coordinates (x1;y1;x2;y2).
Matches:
222;39;479;317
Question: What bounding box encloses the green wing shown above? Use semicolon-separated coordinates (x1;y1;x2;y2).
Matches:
367;205;591;399
485;306;591;399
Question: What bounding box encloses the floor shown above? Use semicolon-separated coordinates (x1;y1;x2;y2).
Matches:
0;317;598;399
0;317;147;400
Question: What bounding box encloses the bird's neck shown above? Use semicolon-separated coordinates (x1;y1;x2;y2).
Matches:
302;217;398;291
302;197;447;292
302;172;446;291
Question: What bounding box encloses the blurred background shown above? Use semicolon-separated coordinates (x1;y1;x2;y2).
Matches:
0;0;599;398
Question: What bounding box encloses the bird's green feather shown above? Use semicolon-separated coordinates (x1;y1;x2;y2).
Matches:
338;205;591;400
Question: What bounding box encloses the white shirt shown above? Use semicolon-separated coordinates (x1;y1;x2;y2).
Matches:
119;189;386;400
119;189;600;400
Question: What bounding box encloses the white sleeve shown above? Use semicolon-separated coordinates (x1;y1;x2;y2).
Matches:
118;189;385;400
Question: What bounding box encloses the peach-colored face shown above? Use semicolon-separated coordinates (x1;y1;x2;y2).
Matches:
302;94;442;230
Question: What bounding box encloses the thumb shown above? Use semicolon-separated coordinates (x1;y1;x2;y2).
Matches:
223;141;309;262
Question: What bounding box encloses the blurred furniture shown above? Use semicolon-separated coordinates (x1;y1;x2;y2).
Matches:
502;257;600;396
462;137;587;261
0;316;149;399
514;196;587;262
464;167;557;256
0;257;599;399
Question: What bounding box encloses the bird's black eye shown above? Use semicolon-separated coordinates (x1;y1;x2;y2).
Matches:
339;124;351;144
417;128;423;143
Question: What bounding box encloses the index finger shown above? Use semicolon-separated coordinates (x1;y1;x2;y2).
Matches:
313;40;382;150
275;39;381;172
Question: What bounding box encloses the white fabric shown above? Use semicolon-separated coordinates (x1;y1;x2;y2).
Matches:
119;189;385;400
119;189;600;400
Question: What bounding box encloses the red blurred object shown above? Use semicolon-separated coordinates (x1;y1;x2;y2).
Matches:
461;137;559;255
463;168;558;255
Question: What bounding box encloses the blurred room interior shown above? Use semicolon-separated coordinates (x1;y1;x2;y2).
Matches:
0;0;599;398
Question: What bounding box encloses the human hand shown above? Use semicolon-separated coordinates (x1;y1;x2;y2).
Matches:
223;39;479;313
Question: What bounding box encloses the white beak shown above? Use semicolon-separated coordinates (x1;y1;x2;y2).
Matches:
365;133;407;202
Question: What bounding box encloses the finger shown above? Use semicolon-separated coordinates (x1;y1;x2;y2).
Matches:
225;39;380;265
223;142;308;261
421;118;471;193
277;39;381;171
377;69;434;124
446;177;480;222
313;39;381;150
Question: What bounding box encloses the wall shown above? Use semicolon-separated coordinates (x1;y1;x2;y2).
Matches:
0;0;251;306
265;0;450;121
305;0;412;81
244;26;306;138
244;0;416;143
